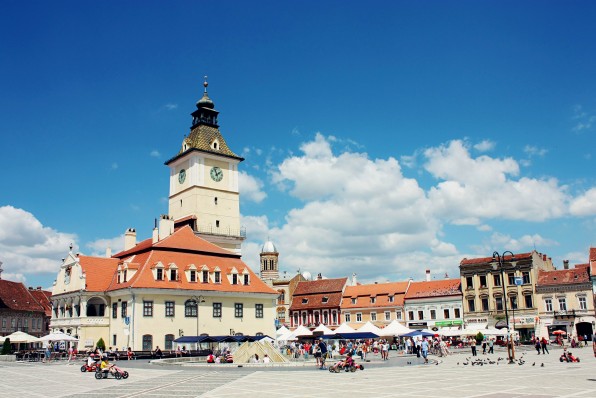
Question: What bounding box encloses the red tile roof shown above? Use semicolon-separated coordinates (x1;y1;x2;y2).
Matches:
289;293;343;310
77;255;120;292
97;226;276;295
537;265;590;286
293;278;348;296
590;247;596;276
342;281;409;309
0;280;46;312
404;279;461;299
29;289;52;316
460;252;532;266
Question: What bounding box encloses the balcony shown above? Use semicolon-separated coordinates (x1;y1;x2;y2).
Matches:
195;225;246;239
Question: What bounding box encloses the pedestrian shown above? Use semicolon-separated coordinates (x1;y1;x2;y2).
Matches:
535;338;541;354
482;340;487;355
540;337;549;354
488;338;494;354
421;338;429;364
470;338;477;356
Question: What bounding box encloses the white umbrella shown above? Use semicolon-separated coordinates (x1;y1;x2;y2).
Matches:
379;320;411;337
2;331;40;343
39;332;78;342
333;323;356;334
357;321;382;336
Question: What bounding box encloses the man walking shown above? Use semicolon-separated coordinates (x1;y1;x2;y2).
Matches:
540;337;549;354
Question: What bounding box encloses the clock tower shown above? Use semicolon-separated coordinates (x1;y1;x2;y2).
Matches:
165;78;245;254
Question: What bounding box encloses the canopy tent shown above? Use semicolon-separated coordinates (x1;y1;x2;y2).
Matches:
356;321;383;336
482;328;505;336
174;335;270;344
312;323;334;336
331;332;378;340
437;328;464;337
400;330;434;338
276;329;296;341
39;332;78;342
2;331;40;343
275;325;290;337
378;320;412;337
285;325;312;340
333;323;356;334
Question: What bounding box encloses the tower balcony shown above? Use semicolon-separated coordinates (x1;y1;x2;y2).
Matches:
194;225;246;240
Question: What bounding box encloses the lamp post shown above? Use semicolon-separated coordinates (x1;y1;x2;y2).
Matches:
492;251;516;363
191;295;205;351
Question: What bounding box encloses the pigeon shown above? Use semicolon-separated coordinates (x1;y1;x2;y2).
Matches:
457;362;459;365
532;362;535;366
541;363;544;367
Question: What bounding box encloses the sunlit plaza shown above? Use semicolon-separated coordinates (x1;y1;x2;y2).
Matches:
1;345;595;398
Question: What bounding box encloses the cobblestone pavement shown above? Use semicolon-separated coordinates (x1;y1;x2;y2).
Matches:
0;345;594;397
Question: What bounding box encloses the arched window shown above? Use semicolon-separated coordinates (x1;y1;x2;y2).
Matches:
277;290;285;305
142;334;153;351
185;300;198;317
301;312;307;325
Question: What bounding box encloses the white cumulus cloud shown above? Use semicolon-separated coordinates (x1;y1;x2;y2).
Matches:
0;206;77;280
239;171;267;203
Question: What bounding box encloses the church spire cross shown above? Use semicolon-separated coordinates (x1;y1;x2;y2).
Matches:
203;75;209;93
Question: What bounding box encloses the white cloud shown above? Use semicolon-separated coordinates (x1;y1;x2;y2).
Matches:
239;171;267;203
523;145;548;157
569;188;596;216
473;139;495;152
86;235;124;257
424;140;569;223
164;103;178;110
572;105;595;132
150;150;161;158
488;232;558;252
0;206;77;279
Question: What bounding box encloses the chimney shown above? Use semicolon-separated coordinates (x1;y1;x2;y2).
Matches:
158;215;174;241
37;286;41;290
105;247;112;258
124;228;136;251
543;254;547;261
317;273;322;280
152;226;159;244
351;273;357;286
426;269;431;282
563;260;569;270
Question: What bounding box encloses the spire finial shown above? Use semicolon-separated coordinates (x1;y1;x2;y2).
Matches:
203;75;208;93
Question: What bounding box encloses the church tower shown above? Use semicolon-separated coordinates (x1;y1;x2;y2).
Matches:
260;239;279;280
165;78;245;254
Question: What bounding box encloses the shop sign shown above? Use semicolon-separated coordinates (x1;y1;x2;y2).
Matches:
467;318;488;324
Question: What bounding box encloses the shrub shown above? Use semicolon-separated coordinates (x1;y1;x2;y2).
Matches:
1;338;11;355
96;338;106;351
475;332;484;344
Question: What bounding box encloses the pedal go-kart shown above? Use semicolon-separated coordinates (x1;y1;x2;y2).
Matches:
95;365;129;380
328;362;364;373
80;363;99;372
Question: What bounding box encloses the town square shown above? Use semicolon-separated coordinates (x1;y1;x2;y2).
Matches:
1;2;596;397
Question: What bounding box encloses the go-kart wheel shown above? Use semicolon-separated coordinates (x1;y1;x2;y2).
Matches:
80;365;87;372
94;372;103;380
577;358;580;362
115;372;122;380
122;371;129;379
350;366;356;372
359;364;364;370
328;367;334;373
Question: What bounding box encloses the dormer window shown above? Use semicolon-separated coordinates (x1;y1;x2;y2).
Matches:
388;296;394;303
214;271;221;283
123;269;127;282
302;298;308;304
232;273;238;285
211;139;219;150
189;270;196;282
202;270;209;283
117;273;121;284
351;298;357;304
170;269;177;281
322;296;329;303
243;274;249;285
370;297;376;304
156;268;163;281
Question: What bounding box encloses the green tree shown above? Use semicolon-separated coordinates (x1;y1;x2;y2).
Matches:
475;332;484;344
1;338;11;355
96;337;106;351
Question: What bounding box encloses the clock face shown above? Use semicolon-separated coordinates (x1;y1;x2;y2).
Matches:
210;166;223;182
178;169;186;184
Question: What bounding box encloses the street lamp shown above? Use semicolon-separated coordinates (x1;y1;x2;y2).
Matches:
191;295;205;351
491;251;517;364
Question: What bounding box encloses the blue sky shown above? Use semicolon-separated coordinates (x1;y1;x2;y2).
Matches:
1;1;595;288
